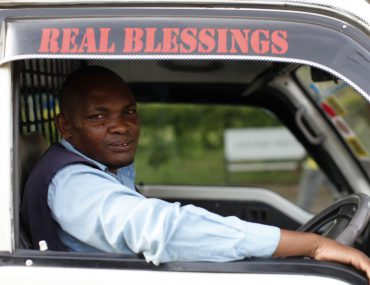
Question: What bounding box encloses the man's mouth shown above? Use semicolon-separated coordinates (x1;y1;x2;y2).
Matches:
107;141;133;151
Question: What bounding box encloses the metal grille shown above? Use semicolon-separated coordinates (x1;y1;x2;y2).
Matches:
19;59;81;144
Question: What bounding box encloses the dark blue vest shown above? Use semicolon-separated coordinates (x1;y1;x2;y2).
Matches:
21;143;99;251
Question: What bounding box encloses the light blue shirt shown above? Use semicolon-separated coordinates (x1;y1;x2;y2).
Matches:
47;139;281;265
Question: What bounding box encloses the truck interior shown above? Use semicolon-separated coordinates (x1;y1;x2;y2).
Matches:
9;57;369;283
13;57;369;239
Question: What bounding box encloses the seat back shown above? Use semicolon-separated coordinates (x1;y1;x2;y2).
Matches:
20;132;48;196
19;132;48;249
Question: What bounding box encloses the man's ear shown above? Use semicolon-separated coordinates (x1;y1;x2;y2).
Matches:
55;113;72;139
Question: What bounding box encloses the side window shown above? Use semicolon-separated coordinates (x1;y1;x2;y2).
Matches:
135;103;336;212
17;60;356;220
136;104;282;185
17;60;354;219
19;60;81;145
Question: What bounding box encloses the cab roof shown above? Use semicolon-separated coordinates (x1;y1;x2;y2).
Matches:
0;0;369;28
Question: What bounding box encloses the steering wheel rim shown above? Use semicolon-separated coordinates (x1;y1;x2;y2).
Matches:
298;193;370;245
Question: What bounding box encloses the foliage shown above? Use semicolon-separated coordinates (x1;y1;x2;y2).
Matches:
138;103;281;155
136;103;285;185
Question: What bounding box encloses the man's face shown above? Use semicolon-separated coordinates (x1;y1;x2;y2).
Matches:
57;77;140;172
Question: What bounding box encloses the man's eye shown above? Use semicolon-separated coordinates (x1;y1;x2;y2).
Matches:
89;114;106;120
126;109;137;115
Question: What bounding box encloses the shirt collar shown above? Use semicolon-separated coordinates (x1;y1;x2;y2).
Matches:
60;139;135;179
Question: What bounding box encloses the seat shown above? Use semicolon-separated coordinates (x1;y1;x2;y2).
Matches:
20;132;48;194
19;132;48;249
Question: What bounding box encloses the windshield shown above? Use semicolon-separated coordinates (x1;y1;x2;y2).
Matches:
296;66;370;178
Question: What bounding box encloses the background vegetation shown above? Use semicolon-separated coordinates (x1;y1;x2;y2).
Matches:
134;103;300;186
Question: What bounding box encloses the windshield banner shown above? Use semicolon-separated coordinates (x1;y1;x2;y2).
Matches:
4;18;293;59
3;13;369;102
38;27;288;55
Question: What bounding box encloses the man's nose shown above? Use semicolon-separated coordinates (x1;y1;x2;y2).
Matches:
108;115;130;134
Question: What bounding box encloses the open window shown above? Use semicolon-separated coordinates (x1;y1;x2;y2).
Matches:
11;56;370;284
14;57;369;237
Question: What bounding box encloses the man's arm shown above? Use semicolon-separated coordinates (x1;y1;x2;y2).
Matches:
274;229;370;280
49;164;370;278
49;164;281;264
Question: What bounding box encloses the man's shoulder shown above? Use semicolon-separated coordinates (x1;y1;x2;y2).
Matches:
42;143;99;170
51;161;117;187
27;143;101;187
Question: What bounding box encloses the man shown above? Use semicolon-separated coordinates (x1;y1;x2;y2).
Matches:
22;66;370;278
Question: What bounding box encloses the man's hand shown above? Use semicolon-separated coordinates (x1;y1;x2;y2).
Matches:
273;229;370;281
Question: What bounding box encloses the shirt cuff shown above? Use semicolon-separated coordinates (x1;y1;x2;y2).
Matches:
241;221;281;258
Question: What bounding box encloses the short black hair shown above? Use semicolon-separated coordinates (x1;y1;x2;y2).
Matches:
59;65;125;115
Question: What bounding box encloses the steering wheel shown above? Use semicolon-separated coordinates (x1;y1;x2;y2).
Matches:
297;193;370;246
